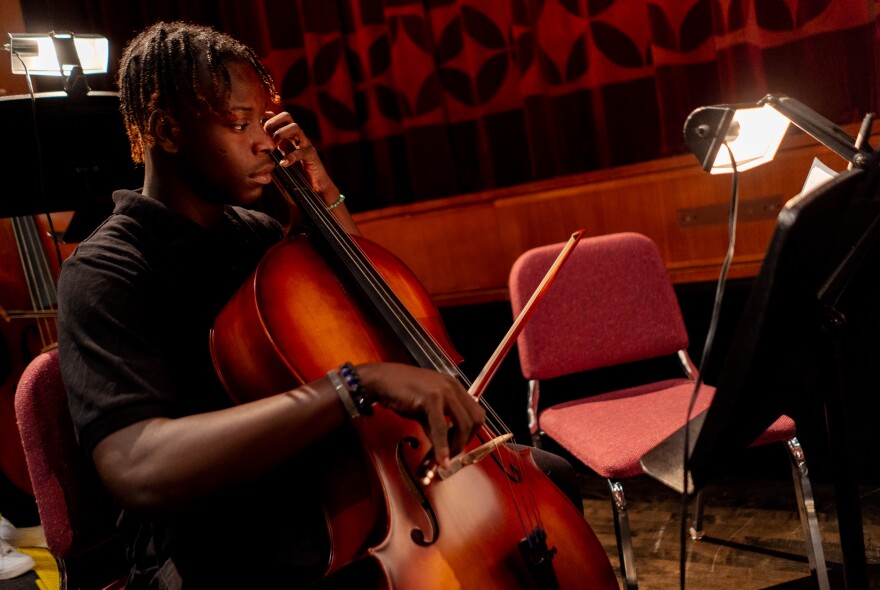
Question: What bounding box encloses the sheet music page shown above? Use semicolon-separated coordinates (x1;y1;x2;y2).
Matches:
786;157;838;208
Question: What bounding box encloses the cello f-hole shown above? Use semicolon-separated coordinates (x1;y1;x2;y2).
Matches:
395;437;439;546
487;450;522;484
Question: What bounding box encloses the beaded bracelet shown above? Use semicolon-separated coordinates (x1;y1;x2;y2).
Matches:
327;193;346;210
328;362;374;419
339;362;374;416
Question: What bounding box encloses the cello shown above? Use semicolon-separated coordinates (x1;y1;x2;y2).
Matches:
0;212;76;494
210;153;619;589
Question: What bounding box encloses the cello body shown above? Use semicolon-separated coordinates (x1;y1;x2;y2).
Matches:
211;234;619;589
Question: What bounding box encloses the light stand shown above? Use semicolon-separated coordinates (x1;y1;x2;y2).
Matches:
759;94;876;168
5;32;108;97
683;93;877;174
643;94;880;590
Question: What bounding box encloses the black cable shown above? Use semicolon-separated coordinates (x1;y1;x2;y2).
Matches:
679;143;739;590
11;49;65;270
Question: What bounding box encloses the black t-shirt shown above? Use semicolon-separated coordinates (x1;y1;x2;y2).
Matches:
58;190;329;587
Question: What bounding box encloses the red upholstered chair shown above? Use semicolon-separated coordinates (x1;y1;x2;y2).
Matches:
14;348;128;590
509;232;828;590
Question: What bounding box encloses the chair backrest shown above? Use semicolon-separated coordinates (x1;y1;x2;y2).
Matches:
14;348;121;561
509;232;689;381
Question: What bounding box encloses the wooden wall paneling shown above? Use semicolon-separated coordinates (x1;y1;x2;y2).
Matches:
357;200;510;305
355;127;868;307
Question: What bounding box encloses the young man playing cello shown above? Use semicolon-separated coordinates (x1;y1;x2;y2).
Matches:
57;21;598;588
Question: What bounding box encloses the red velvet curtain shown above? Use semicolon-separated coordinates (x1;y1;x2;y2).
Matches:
21;0;880;211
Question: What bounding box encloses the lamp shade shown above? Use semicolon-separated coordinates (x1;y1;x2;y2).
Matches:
8;32;108;76
684;103;791;174
683;106;735;172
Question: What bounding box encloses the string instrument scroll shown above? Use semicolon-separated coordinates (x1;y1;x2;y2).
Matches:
210;152;618;589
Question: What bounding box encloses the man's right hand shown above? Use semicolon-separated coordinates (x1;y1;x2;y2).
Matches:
354;363;486;469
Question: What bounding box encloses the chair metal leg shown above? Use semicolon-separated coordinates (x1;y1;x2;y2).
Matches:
608;479;638;590
531;430;544;449
689;488;706;540
786;437;830;590
56;556;68;590
527;380;543;449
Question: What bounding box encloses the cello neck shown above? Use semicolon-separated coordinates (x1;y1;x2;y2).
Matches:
10;215;60;351
270;151;466;381
12;215;59;312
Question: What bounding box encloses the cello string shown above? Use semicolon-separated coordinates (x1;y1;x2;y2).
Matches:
476;418;544;541
281;160;550;536
24;216;58;311
278;163;529;450
10;218;45;346
25;217;58;349
20;217;54;348
476;410;545;540
24;215;59;347
293;165;549;540
12;217;56;349
276;158;459;374
274;163;544;535
275;159;546;539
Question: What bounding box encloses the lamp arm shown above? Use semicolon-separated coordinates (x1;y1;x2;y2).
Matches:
759;94;875;168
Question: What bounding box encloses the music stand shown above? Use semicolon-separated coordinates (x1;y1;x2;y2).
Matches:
641;165;880;589
0;91;142;237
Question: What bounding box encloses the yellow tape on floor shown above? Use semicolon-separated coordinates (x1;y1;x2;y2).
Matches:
19;549;57;590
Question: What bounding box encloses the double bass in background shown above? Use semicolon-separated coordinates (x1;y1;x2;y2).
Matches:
211;153;620;589
0;212;76;495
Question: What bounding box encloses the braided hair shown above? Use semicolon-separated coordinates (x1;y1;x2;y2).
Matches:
117;21;279;164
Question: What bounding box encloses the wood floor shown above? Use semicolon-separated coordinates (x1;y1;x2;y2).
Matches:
2;476;878;590
3;446;879;590
577;470;880;589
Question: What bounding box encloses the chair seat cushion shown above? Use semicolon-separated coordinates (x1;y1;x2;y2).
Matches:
539;379;796;479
